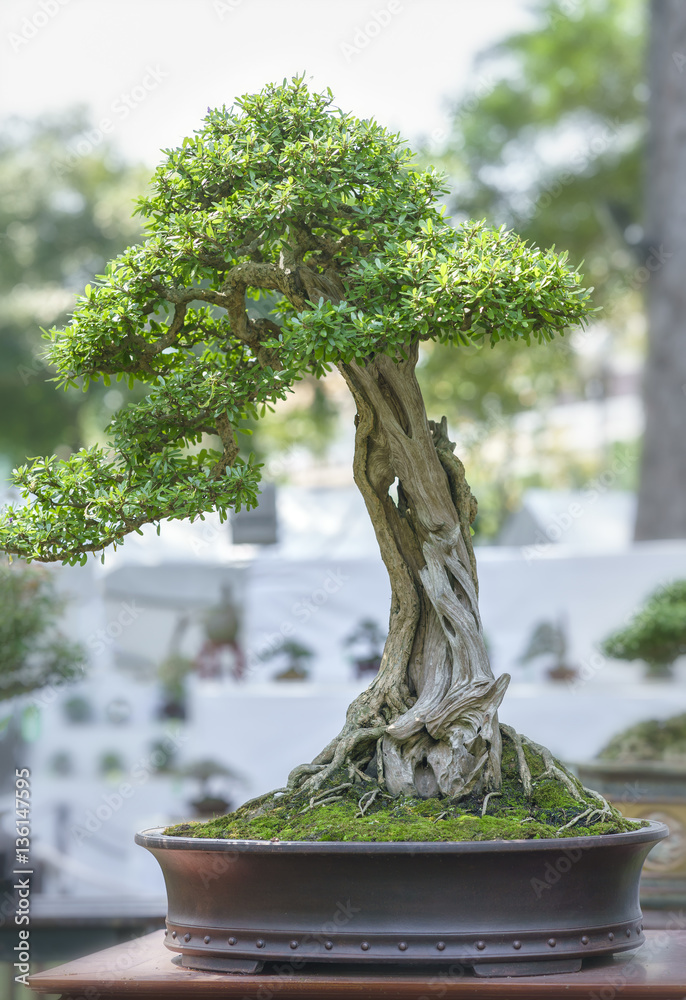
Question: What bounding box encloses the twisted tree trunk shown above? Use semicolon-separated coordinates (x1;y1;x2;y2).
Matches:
284;341;510;804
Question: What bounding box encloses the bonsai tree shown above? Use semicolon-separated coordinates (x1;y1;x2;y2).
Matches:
0;563;86;703
0;78;618;834
264;639;314;681
343;618;386;678
601;580;686;680
518;617;578;683
178;758;246;816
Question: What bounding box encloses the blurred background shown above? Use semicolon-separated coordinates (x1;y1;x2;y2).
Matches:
2;0;686;993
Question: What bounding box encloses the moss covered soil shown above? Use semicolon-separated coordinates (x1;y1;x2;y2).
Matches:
165;739;645;843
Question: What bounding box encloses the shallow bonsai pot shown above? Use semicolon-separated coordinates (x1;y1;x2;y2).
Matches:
136;820;666;977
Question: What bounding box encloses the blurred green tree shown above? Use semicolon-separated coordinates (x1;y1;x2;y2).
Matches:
0;562;86;702
430;0;644;312
0;111;147;469
419;0;646;535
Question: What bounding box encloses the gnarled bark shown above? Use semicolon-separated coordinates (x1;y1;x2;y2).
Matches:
286;341;510;803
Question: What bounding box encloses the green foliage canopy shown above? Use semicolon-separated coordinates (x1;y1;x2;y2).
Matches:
0;78;592;566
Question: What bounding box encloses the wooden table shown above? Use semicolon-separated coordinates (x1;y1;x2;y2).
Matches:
28;929;686;999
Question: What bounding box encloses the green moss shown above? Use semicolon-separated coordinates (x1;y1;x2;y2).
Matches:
166;790;642;842
531;779;579;810
164;740;645;842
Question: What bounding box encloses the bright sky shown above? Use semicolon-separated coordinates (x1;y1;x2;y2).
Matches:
0;0;532;165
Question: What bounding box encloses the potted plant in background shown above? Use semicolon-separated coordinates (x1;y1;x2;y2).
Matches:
343;617;386;679
577;712;686;911
177;758;246;818
266;639;314;682
518;616;578;683
600;580;686;681
0;78;665;978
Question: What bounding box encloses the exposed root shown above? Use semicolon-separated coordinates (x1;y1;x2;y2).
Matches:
286;763;325;789
356;788;380;817
519;733;586;803
500;723;533;798
236;787;289;815
555;803;612;835
309;795;344;809
314;782;353;800
287;724;387;802
349;762;373;784
582;785;614;819
375;735;385;787
481;791;502;817
299;782;353;814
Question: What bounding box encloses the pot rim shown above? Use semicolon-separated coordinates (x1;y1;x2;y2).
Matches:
135;818;667;854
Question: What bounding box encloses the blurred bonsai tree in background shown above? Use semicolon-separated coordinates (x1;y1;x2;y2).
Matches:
601;581;686;681
265;639;314;682
0;563;86;702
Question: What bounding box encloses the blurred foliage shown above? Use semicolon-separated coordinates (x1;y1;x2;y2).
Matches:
99;750;126;777
0;111;147;468
601;581;686;671
419;0;646;537
157;653;193;702
0;562;86;702
598;711;686;761
241;376;340;466
61;693;94;723
432;0;645;308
